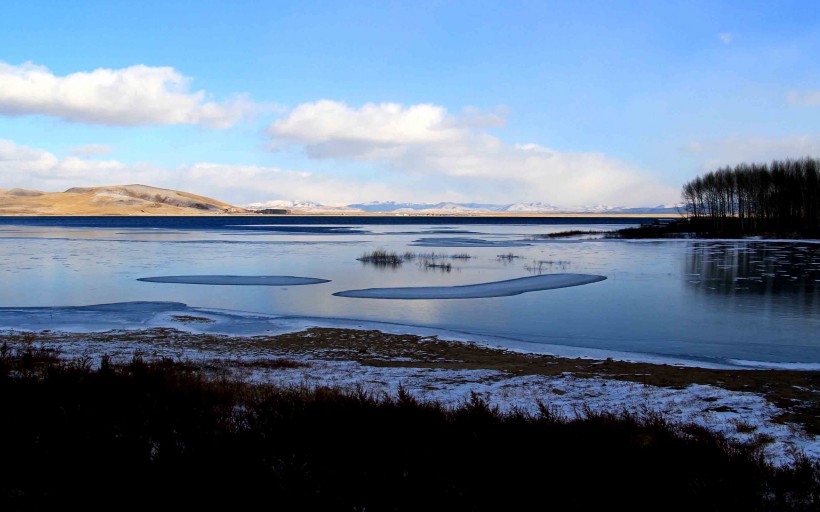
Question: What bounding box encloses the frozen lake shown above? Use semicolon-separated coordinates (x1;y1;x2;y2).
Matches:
0;216;818;367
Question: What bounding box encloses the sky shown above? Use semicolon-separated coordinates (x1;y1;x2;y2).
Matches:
1;0;819;207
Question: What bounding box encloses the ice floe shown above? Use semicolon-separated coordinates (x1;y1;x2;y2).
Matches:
409;237;532;247
137;275;330;286
334;273;606;299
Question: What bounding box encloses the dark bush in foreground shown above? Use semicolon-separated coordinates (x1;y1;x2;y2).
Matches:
0;347;817;511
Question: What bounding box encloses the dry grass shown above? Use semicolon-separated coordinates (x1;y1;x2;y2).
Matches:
0;344;817;511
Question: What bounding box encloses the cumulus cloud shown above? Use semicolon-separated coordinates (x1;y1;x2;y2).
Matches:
0;139;143;186
266;100;678;206
267;100;464;154
0;139;59;173
786;90;820;107
0;62;256;127
70;144;113;156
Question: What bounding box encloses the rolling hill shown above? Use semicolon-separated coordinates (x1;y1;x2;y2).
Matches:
0;184;248;216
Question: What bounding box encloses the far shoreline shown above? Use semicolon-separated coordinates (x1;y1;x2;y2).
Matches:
0;212;683;218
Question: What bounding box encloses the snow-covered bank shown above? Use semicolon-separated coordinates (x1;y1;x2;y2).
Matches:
251;362;820;467
2;322;817;467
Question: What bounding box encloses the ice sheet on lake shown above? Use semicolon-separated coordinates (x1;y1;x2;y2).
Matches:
334;273;606;299
410;237;532;247
225;225;369;234
728;359;820;371
137;275;331;286
0;301;815;370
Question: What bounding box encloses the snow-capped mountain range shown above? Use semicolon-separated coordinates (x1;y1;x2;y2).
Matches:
244;199;682;215
243;199;360;213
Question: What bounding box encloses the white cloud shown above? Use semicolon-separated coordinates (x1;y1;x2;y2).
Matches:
786;90;820;107
0;139;147;186
0;62;256;128
266;100;678;206
0;139;393;205
1;118;681;206
718;32;734;44
681;134;820;170
267;100;463;154
179;163;395;205
0;139;59;173
70;144;113;156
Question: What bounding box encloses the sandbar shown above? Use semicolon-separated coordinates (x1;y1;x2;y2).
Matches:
333;273;606;299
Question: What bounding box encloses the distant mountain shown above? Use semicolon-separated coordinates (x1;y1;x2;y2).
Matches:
346;200;681;214
0;184;248;216
245;198;683;215
603;205;682;214
347;201;478;212
501;202;562;213
349;201;558;213
244;199;361;214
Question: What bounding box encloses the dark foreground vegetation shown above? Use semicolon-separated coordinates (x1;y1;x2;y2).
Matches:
1;346;817;511
681;157;820;237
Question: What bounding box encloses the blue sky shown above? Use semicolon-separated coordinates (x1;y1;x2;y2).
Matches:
1;0;819;206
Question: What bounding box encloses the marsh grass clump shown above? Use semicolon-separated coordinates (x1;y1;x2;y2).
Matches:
358;249;404;267
419;259;453;272
0;348;817;511
360;250;472;271
525;259;572;274
414;252;466;272
496;253;521;262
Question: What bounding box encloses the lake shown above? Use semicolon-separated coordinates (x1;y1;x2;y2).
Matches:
0;216;818;367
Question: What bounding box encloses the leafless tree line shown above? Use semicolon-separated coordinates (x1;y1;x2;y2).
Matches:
681;157;820;233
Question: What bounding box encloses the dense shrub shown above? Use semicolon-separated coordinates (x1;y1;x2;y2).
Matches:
0;347;817;511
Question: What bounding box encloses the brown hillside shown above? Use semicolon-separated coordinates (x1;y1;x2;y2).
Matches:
0;184;249;216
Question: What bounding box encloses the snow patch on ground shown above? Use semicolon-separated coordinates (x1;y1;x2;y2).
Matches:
10;328;816;467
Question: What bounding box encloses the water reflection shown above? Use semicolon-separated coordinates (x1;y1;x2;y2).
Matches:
524;260;572;274
684;242;820;308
